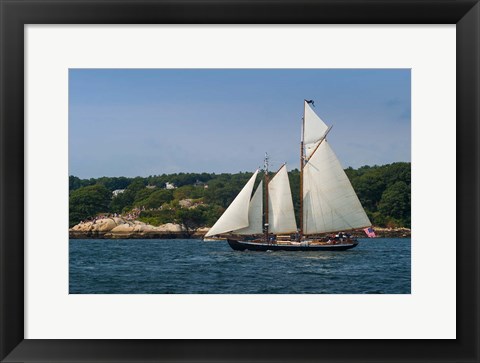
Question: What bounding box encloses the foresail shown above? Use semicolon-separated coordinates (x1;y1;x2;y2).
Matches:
268;165;298;234
205;170;258;237
236;180;263;235
303;141;371;234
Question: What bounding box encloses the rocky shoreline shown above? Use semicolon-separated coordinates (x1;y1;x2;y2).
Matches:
69;217;410;239
370;227;411;238
69;217;208;239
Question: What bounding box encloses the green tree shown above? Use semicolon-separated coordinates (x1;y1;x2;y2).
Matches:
173;185;205;201
69;175;94;191
127;178;146;194
109;178;147;213
138;208;176;226
134;188;155;204
69;184;112;227
136;189;174;209
378;181;411;227
96;176;132;191
109;191;135;214
351;169;385;212
175;207;208;236
382;162;411;186
204;173;251;207
200;204;225;226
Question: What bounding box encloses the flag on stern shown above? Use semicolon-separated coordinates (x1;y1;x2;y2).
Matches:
364;227;376;238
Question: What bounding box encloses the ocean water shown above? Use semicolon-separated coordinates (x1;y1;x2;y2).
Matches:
69;238;410;294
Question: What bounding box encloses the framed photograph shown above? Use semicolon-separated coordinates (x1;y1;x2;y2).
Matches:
1;0;478;362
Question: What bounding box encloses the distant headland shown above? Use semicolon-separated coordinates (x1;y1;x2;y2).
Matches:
69;162;411;239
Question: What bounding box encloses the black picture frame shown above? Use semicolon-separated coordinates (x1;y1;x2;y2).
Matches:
1;1;478;362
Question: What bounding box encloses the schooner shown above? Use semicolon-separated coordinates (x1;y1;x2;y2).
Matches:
205;100;372;251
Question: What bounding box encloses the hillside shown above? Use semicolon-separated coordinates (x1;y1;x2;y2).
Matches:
69;162;411;232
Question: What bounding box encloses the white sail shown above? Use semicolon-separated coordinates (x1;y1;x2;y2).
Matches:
305;141;320;159
268;165;298;234
303;140;371;234
205;170;259;237
236;180;263;235
304;101;329;158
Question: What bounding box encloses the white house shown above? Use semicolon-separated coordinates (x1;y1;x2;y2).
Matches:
112;189;126;197
165;182;176;190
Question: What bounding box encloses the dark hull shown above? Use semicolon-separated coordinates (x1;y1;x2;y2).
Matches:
227;239;358;252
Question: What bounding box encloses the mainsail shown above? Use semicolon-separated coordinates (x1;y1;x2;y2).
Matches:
236;180;263;235
268;165;298;234
205;170;259;237
303;140;371;234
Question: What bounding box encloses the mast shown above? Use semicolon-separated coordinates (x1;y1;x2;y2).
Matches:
264;153;270;243
299;101;305;240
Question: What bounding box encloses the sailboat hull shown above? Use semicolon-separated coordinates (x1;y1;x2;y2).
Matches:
227;238;358;252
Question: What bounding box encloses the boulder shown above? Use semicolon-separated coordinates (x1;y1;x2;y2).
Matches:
156;223;184;232
112;217;125;225
196;227;209;234
133;224;153;232
71;221;94;232
179;199;193;208
111;223;135;233
92;218;117;232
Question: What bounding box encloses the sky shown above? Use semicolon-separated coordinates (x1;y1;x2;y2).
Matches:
69;69;410;178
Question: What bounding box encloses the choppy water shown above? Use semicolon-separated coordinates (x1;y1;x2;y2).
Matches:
69;238;410;294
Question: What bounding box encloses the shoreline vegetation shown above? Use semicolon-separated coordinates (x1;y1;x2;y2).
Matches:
69;162;411;239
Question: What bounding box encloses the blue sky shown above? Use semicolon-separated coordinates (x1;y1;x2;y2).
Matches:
69;69;410;178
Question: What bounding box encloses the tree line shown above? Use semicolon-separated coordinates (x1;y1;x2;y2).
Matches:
69;162;411;230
